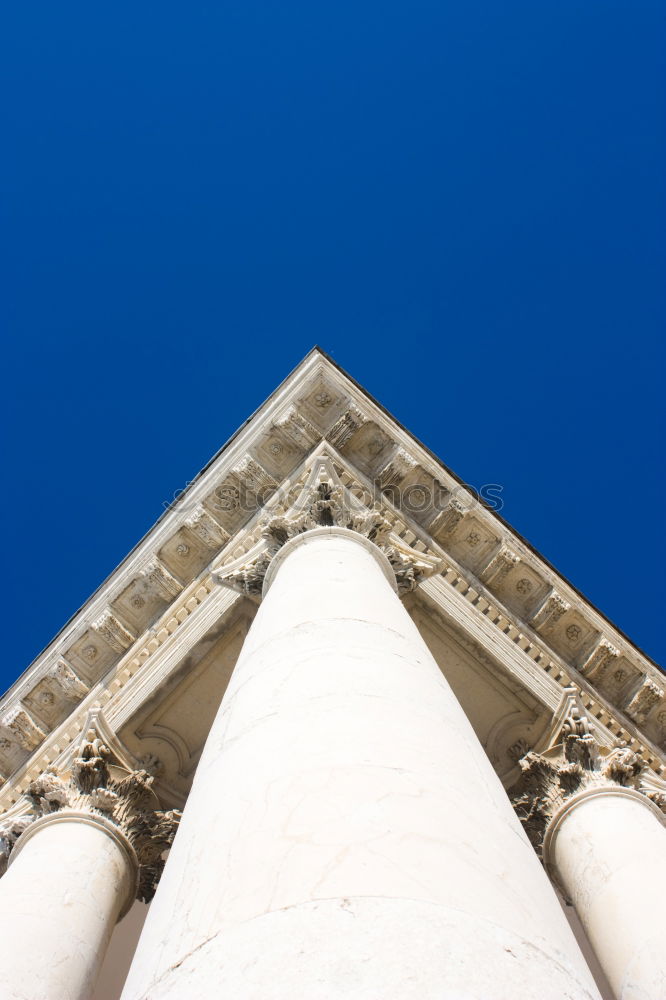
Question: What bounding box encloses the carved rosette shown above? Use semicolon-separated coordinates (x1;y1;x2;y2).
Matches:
0;731;181;901
510;712;664;857
213;455;442;597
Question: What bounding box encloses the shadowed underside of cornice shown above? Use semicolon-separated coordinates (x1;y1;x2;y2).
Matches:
1;348;663;810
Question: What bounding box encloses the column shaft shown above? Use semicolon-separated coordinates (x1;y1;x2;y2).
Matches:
545;788;666;1000
122;528;601;999
0;814;135;1000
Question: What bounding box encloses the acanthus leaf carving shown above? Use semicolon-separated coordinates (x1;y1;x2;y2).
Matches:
600;745;643;785
625;678;664;726
326;405;366;450
92;611;136;653
218;551;272;598
0;728;181;901
141;560;183;602
376;448;417;491
0;708;45;752
580;638;620;680
274;406;321;449
0;814;34;874
480;545;521;587
510;693;660;856
431;498;468;537
49;660;89;701
184;506;230;549
213;454;442;598
530;591;571;633
232;457;276;495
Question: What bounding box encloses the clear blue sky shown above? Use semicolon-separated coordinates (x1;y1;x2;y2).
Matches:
1;1;664;691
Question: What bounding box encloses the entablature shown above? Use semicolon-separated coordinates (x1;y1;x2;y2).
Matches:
1;349;664;805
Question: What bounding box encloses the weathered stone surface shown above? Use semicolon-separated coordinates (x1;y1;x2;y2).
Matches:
121;528;600;1000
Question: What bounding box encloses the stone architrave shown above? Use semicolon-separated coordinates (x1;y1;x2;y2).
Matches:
1;350;665;1000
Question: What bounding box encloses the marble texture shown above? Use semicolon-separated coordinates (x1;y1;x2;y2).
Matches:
122;527;601;999
0;351;663;1000
0;814;135;1000
3;349;663;824
546;789;666;1000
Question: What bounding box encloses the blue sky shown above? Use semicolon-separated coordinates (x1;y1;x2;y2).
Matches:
1;1;664;691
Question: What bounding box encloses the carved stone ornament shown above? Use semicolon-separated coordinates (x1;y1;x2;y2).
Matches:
274;405;320;449
431;498;467;536
49;661;89;700
212;453;442;598
141;559;182;601
327;405;366;450
184;505;230;549
626;678;664;726
530;591;571;633
480;544;520;586
0;707;45;752
0;730;181;900
92;611;135;653
376;448;416;491
580;637;621;679
510;696;665;857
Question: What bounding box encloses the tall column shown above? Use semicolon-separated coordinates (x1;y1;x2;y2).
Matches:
0;731;180;1000
122;525;601;1000
512;728;666;1000
0;811;135;1000
546;789;666;1000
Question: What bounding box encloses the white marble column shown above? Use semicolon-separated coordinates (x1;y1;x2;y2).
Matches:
0;731;180;1000
544;786;666;1000
0;811;136;1000
122;526;601;999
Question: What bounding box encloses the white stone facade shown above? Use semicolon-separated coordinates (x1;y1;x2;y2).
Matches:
0;350;664;1000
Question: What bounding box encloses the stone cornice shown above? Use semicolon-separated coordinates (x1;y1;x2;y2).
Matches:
0;442;446;808
0;574;237;811
1;350;664;800
421;558;666;778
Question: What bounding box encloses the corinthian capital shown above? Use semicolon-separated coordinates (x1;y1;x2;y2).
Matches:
213;453;442;597
510;729;652;856
0;729;181;901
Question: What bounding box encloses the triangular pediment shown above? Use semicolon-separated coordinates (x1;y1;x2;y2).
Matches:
1;348;664;812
